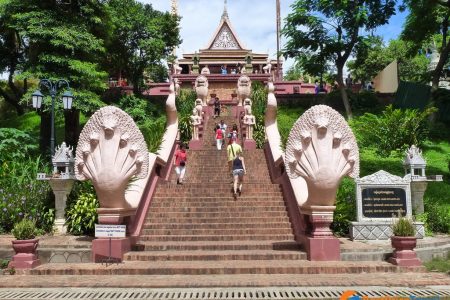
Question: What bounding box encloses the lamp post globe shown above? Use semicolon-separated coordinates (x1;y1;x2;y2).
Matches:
62;90;74;110
31;90;44;109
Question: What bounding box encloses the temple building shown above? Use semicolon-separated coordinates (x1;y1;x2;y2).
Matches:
148;0;313;98
176;4;280;77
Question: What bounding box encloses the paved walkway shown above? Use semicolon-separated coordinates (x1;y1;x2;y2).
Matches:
1;235;449;291
0;273;449;288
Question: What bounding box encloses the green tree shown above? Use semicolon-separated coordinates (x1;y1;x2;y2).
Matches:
0;0;109;152
282;0;397;119
348;38;429;84
105;0;181;94
401;0;450;90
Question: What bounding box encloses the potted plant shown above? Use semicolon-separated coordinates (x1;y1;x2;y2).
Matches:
8;218;41;269
388;211;422;266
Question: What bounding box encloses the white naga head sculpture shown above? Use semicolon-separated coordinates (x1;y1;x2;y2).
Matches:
195;75;209;106
284;105;359;207
237;75;251;106
75;106;149;209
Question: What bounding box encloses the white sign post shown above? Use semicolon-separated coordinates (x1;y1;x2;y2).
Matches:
95;224;126;265
95;224;126;238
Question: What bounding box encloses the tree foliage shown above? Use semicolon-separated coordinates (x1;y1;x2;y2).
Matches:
105;0;180;93
282;0;397;119
348;37;429;84
0;0;109;115
401;0;450;90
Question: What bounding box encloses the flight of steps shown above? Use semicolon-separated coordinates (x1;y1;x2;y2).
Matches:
29;110;427;280
121;112;306;273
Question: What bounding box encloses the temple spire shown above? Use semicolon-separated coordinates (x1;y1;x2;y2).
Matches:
170;0;178;16
221;0;228;19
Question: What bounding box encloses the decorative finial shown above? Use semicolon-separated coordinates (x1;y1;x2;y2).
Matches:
222;0;229;19
170;0;178;16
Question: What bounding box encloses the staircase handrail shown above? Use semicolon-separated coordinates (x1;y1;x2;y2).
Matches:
127;79;179;241
264;81;308;241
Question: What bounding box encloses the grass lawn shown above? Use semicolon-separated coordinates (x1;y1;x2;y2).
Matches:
424;253;450;274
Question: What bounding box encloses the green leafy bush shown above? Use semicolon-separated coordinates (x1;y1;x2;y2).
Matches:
0;128;38;163
66;192;99;236
277;106;305;149
0;259;9;269
115;95;166;152
139;117;166;153
331;178;356;236
424;202;450;234
392;211;415;237
250;82;268;149
176;89;196;144
351;105;436;157
0;157;54;233
349;90;381;113
11;218;37;240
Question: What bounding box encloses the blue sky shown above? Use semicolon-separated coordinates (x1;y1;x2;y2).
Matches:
142;1;408;74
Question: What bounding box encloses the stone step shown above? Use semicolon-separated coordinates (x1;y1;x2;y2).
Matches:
153;191;282;197
146;211;289;219
133;240;301;251
141;228;293;236
149;200;286;208
123;250;307;262
29;260;426;276
151;194;284;201
145;206;287;213
144;216;290;224
138;234;295;242
143;223;292;230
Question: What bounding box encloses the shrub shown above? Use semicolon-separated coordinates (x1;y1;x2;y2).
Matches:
66;192;99;236
139;117;166;153
424;202;450;234
277;106;305;149
0;128;38;163
351;105;436;157
0;157;54;233
250;82;268;149
11;218;37;240
66;181;98;236
176;89;196;144
349;90;381;113
392;211;415;237
331;178;356;236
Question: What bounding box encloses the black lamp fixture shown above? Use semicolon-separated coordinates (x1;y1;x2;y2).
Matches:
31;79;75;156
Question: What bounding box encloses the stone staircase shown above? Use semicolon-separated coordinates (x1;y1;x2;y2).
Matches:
28;112;427;279
120;112;306;271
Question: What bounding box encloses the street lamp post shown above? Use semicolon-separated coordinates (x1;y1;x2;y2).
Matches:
32;79;74;156
33;79;75;235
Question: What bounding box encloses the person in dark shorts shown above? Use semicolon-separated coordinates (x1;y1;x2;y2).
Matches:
214;97;221;118
231;152;246;200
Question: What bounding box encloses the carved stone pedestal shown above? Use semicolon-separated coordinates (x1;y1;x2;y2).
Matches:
245;64;253;74
92;238;131;263
97;208;135;225
49;179;75;234
300;206;340;261
92;208;135;263
410;181;427;214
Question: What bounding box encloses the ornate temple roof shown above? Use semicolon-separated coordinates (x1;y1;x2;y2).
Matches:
202;0;247;51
